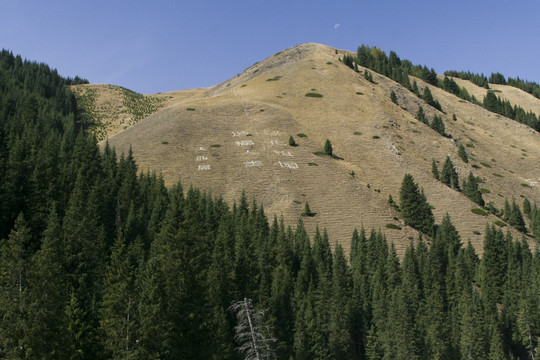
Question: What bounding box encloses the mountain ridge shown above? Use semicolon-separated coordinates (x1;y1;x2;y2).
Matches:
74;42;540;255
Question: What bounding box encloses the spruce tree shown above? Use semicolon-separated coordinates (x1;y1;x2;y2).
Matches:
269;265;293;360
399;174;434;235
288;135;296;147
99;233;142;358
0;213;31;358
462;171;484;207
23;208;67;358
364;69;373;83
457;143;468;163
481;225;508;306
401;72;411;90
423;86;434;104
416;105;427;124
324;139;333;157
301;201;313;217
390;90;398;105
136;254;172;359
483;91;500;113
523;197;532;218
508;199;526;232
412;80;419;96
459;286;488;359
441;156;460;190
328;244;352;360
431;114;446;136
422;86;442;110
431;159;440;180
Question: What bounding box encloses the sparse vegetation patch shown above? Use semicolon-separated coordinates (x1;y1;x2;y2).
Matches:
266;76;282;82
471;208;488;216
385;223;402;230
305;92;323;98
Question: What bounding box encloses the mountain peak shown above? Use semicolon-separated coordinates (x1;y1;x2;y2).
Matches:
76;44;540;256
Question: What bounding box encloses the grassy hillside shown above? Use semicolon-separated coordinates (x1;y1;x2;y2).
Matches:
98;43;540;256
70;84;201;140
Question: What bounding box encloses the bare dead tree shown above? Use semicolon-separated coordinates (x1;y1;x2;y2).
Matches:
228;298;275;360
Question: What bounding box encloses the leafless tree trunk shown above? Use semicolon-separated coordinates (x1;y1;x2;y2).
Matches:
228;298;275;360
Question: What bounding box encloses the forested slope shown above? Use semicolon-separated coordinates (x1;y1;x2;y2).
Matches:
1;49;539;359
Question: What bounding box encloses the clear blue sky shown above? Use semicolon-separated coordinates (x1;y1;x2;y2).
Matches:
1;1;539;94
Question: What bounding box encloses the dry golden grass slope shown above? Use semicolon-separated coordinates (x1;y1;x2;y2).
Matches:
97;43;540;256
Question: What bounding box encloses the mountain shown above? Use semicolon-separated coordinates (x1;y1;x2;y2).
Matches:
73;43;540;255
3;44;540;359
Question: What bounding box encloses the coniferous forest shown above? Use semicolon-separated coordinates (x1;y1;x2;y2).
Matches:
1;50;540;359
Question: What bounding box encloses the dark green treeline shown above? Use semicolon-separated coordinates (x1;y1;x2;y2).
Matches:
1;50;540;359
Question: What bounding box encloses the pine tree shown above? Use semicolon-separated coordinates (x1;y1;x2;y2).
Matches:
457;143;468;163
424;282;450;359
441;156;460;190
64;291;96;360
288;135;296;147
328;243;352;360
488;323;506;360
508;199;526;232
422;86;434;104
0;213;31;358
136;254;172;359
523;197;532;218
503;198;512;221
23;208;67;359
206;218;237;359
364;69;373;83
459;286;488;360
517;284;539;359
399;173;434;235
401;72;411;90
481;225;508;306
431;159;440;180
324;139;333;157
431;114;446;136
462;171;484;207
416;105;427;124
99;233;142;358
268;265;293;359
412;80;420;96
365;325;383;360
311;228;333;359
301;201;313;217
483;91;500;113
390;90;398;105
